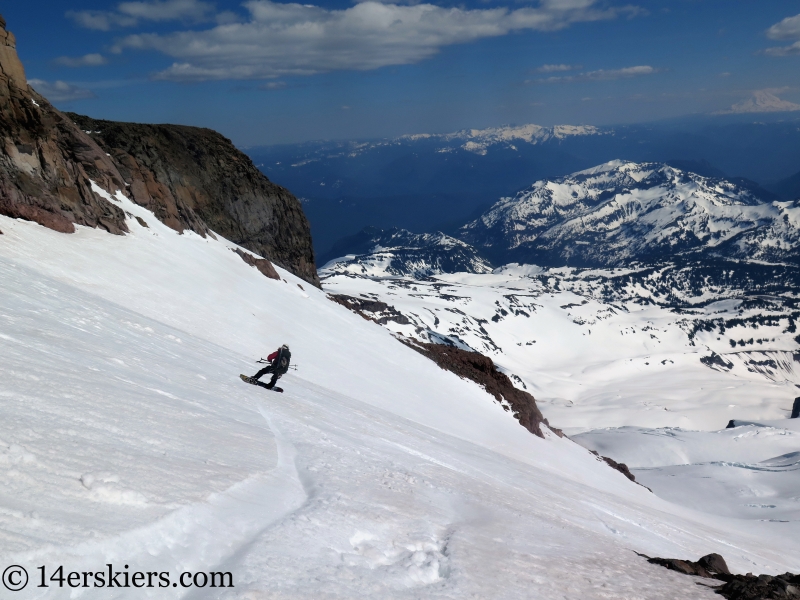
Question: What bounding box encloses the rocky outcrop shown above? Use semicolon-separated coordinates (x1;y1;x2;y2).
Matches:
67;113;318;286
643;552;800;600
327;294;411;326
401;339;553;438
646;553;731;579
0;15;129;235
0;13;318;286
587;450;650;489
234;248;280;281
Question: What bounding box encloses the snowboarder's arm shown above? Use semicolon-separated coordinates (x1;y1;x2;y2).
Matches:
267;350;279;361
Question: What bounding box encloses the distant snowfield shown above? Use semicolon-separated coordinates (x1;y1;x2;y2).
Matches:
321;261;800;559
0;191;798;598
321;266;798;432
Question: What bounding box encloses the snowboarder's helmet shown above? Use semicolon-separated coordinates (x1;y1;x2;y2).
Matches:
282;344;289;351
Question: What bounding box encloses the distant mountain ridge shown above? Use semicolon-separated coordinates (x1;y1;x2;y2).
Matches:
460;160;800;267
391;123;606;155
322;161;799;275
320;227;493;278
249;117;800;256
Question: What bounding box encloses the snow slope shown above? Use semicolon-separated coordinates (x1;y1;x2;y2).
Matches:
0;192;798;598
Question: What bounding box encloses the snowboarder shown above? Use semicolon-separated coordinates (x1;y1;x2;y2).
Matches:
242;344;291;390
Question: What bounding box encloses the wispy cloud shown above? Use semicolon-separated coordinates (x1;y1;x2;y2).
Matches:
53;53;109;68
764;41;800;57
28;79;96;102
67;0;214;31
716;90;800;114
258;80;287;90
109;0;642;81
764;13;800;56
534;63;580;73
531;64;657;83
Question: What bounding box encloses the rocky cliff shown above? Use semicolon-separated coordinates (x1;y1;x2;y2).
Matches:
0;14;318;286
0;15;129;235
67;113;318;286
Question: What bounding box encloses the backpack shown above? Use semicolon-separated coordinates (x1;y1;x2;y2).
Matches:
274;347;291;375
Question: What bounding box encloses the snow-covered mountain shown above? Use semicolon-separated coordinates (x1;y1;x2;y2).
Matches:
321;227;493;278
460;160;800;266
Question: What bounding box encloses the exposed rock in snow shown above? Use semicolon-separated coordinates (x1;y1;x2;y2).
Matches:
587;450;643;487
399;338;551;438
645;552;800;600
234;247;281;280
327;293;411;326
645;552;731;579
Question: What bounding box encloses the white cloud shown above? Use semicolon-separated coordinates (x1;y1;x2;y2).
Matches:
110;0;641;81
716;90;800;114
764;41;800;57
764;13;800;56
53;53;109;67
532;64;657;83
68;0;214;31
28;79;96;102
766;14;800;40
535;63;580;73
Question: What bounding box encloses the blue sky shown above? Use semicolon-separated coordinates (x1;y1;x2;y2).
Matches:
4;0;800;145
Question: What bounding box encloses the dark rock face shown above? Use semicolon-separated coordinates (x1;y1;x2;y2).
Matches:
67;113;319;287
0;14;317;287
792;397;800;419
644;552;800;600
0;15;128;235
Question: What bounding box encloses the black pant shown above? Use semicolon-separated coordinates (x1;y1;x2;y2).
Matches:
253;365;281;389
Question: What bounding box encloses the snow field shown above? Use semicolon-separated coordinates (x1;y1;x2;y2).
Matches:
320;264;800;553
0;191;798;597
321;269;798;432
573;422;800;522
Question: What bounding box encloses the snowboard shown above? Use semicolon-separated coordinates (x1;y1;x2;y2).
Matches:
240;374;283;393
